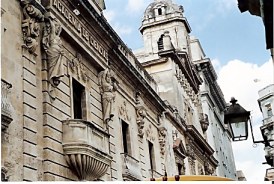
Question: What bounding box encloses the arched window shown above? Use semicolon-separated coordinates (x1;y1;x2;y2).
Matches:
158;8;162;15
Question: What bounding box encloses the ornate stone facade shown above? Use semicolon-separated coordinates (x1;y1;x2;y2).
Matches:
1;0;237;181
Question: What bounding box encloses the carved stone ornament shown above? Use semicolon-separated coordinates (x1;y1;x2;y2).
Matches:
204;162;214;175
21;0;44;55
146;124;155;142
186;142;196;175
158;127;167;155
135;92;147;138
119;101;131;121
42;15;65;100
1;167;8;181
199;113;209;132
98;68;118;123
1;79;13;132
198;164;204;175
68;53;88;82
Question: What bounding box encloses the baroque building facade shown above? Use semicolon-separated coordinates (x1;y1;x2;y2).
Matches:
191;37;237;178
1;0;237;181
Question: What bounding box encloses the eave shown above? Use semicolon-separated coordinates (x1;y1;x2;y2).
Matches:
186;125;215;156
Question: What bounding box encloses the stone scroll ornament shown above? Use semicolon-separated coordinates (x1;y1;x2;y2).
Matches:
98;69;118;123
21;0;44;55
135;92;147;138
42;17;65;99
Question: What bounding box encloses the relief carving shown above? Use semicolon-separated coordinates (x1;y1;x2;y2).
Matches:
68;53;88;82
119;101;131;121
135;92;147;138
98;68;118;123
199;113;209;132
198;164;204;175
158;113;167;155
146;124;155;142
158;127;167;155
186;142;196;175
1;167;8;181
42;16;65;99
21;0;44;55
204;162;214;175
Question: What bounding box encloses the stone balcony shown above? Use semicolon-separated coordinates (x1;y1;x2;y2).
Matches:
120;153;142;181
62;119;112;181
1;79;13;131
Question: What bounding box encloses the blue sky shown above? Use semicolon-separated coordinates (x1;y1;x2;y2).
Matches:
103;0;272;181
104;0;270;66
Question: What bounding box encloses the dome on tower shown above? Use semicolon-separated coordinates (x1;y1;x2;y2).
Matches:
143;0;184;20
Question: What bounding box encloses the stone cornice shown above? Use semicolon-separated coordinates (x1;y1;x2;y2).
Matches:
186;125;214;155
140;16;191;34
195;59;226;111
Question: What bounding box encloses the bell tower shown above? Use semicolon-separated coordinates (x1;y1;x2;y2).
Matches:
138;0;191;60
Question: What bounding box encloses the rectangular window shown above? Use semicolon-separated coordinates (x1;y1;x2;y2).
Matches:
72;78;86;119
121;120;131;154
148;141;155;171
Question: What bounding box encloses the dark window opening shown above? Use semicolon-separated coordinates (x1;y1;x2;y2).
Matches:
122;120;130;154
157;34;164;51
72;78;85;119
177;163;183;175
158;8;162;15
148;141;155;171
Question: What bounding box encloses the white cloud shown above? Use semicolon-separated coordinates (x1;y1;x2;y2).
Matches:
235;159;269;181
218;59;272;122
218;58;272;181
216;0;238;13
126;0;146;13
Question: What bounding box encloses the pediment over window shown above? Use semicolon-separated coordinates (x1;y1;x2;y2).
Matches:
173;138;188;159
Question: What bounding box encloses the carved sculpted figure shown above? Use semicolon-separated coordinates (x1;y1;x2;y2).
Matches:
42;17;65;97
98;69;117;123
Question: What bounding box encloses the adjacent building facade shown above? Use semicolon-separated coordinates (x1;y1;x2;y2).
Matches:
1;0;237;181
258;84;274;180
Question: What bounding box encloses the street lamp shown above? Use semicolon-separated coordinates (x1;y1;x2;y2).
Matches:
224;97;250;141
224;97;271;145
